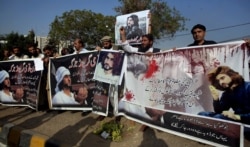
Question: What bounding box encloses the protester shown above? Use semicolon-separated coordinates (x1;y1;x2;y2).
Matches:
95;36;118;51
27;44;44;58
61;47;71;56
73;38;89;54
2;49;10;61
120;27;161;54
8;46;29;60
188;24;217;46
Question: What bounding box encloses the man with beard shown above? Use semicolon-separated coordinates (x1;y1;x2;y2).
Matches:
52;66;78;104
125;14;143;44
95;36;119;51
198;66;250;124
119;26;161;53
27;44;44;58
8;46;29;60
0;70;22;102
95;52;121;84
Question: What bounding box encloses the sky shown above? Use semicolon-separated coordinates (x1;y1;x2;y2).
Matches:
0;0;249;49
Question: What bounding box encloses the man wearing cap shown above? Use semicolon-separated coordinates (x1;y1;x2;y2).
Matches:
96;36;117;51
188;24;217;46
0;70;16;102
52;66;79;104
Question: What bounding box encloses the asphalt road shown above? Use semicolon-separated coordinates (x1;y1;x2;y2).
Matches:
0;105;248;147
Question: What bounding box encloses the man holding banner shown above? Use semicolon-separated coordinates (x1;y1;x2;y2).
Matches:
188;24;217;46
119;27;161;53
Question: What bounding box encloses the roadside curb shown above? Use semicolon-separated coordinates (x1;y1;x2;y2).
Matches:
0;122;68;147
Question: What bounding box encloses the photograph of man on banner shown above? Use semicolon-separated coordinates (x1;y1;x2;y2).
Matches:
52;66;79;105
198;65;250;125
94;50;124;85
0;70;21;103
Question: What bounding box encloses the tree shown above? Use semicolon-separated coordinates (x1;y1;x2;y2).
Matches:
26;29;36;45
48;10;116;49
114;0;188;39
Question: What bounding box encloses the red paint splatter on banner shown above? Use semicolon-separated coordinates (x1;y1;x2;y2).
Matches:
125;90;134;101
144;59;159;79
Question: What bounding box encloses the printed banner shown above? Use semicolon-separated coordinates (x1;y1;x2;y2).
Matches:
115;10;150;45
48;51;98;110
0;59;43;110
118;41;250;146
122;41;249;115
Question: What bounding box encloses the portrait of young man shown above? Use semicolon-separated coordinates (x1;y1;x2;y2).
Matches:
198;66;250;125
94;51;124;85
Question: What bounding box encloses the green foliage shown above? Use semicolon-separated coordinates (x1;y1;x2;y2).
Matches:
2;31;35;50
93;120;124;142
0;30;36;60
114;0;188;39
48;10;116;48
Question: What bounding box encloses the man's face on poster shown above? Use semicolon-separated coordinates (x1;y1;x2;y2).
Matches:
63;75;71;86
15;87;24;101
216;73;232;89
76;87;88;102
103;53;114;72
127;17;134;27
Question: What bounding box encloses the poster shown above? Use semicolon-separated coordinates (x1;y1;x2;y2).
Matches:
48;51;98;110
0;59;43;110
92;81;110;116
93;50;125;85
115;10;150;45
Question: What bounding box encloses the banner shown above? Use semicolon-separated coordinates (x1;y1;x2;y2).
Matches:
48;51;98;110
118;41;249;146
0;59;43;110
1;40;249;146
115;10;150;45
